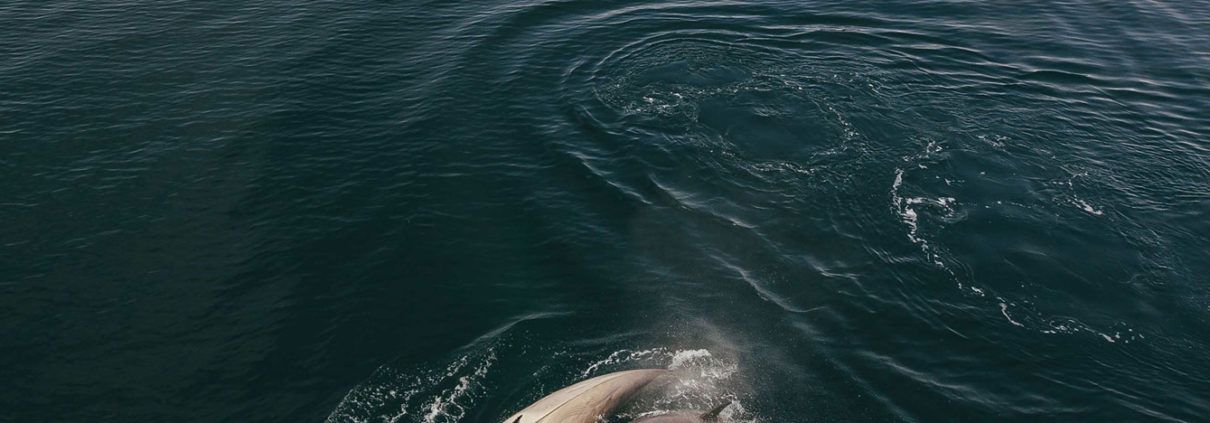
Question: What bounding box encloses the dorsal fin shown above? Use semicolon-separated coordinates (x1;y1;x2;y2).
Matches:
700;400;731;421
512;417;522;423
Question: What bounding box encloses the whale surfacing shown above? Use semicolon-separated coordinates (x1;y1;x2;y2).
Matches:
501;369;669;423
629;401;731;423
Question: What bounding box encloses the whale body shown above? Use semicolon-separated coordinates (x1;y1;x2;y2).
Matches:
501;369;669;423
629;401;731;423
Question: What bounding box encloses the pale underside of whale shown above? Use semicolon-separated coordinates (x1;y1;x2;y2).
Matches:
501;369;669;423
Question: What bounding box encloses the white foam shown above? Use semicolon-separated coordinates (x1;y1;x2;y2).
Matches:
925;139;942;154
669;349;713;369
1038;319;1140;343
580;348;670;377
891;168;956;268
419;352;495;423
976;134;1007;149
1071;197;1104;215
581;348;726;377
903;208;920;243
326;349;498;423
1000;302;1024;327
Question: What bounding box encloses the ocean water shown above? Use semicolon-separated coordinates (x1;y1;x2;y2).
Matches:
2;1;1209;422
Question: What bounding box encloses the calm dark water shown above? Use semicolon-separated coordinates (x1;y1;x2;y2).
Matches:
3;1;1210;422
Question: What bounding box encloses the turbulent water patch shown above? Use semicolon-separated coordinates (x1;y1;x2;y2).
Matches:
326;349;498;423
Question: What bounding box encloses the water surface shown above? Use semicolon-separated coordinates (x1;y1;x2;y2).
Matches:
2;1;1209;422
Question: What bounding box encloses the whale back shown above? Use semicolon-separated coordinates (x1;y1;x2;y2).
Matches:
501;369;669;423
629;400;732;423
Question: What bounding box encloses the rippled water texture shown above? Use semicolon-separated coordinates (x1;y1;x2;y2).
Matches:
3;1;1209;422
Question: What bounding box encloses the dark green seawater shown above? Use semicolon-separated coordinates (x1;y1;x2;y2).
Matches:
3;1;1210;422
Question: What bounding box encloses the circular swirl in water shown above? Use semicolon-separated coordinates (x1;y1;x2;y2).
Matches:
585;36;859;163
